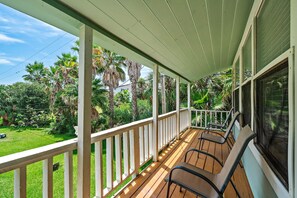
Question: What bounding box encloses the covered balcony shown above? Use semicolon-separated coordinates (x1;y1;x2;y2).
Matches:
0;0;296;197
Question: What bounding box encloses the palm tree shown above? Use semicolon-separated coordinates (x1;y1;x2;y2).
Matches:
94;46;126;127
23;61;47;83
125;60;142;121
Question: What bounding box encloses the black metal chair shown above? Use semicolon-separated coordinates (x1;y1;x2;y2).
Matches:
165;125;255;198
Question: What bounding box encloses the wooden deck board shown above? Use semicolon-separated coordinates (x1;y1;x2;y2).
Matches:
117;129;253;198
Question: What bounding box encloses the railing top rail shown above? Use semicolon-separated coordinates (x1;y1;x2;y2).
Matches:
91;117;153;143
191;109;229;113
158;110;177;120
0;139;77;173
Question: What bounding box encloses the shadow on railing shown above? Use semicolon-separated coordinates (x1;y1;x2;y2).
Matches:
0;109;189;197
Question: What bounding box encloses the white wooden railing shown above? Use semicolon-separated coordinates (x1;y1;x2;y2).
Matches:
190;109;229;130
0;109;189;198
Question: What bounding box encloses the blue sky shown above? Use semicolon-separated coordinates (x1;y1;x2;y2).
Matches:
0;3;151;85
0;3;77;85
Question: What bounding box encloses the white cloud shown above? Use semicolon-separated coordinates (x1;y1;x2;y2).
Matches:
0;33;24;43
0;16;9;22
0;58;12;65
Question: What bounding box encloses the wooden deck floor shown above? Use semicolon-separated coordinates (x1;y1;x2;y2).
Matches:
117;129;253;198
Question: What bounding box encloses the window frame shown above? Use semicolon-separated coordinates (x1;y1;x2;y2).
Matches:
254;60;289;188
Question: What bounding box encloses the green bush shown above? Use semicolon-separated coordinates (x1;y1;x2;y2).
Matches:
138;99;152;120
114;103;132;125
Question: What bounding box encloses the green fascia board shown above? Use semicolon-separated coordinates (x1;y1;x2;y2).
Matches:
42;0;191;83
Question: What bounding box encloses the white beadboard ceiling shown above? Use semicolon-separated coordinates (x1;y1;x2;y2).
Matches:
1;0;254;82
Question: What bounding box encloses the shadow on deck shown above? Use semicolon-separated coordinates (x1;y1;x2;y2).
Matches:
118;129;253;198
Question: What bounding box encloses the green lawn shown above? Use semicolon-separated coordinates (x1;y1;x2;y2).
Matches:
0;127;132;198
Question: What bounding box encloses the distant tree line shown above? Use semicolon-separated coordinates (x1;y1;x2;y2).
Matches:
0;41;232;134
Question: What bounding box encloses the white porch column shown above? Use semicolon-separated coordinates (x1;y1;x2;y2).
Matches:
187;82;191;128
176;76;180;139
152;64;159;161
77;25;93;198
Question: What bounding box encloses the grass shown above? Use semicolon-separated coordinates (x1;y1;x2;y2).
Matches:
0;127;142;198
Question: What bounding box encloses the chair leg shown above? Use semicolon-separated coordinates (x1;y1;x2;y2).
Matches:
230;179;241;198
166;182;171;198
226;139;232;150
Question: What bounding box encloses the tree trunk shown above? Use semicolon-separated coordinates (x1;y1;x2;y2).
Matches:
161;75;167;114
131;79;138;121
1;113;10;126
108;86;114;128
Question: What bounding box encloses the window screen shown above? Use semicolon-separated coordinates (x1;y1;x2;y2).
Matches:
235;59;240;87
233;89;239;113
256;60;289;188
256;0;290;72
243;33;252;81
242;82;251;126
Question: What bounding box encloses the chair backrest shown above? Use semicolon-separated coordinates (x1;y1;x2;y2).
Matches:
216;125;256;192
222;107;234;128
223;111;240;139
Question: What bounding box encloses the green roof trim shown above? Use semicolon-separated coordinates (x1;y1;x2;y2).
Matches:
42;0;190;82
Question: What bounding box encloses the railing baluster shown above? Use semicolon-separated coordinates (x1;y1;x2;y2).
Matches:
149;123;153;157
123;132;130;178
133;127;140;176
195;110;198;127
129;130;135;173
164;119;167;146
14;166;26;198
221;111;223;125
106;137;113;191
115;135;122;183
64;151;73;198
162;119;167;146
43;157;53;198
95;141;103;197
205;111;207;128
144;125;149;160
139;126;144;164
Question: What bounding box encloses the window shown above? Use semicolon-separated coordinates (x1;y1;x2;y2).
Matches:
242;82;251;126
233;89;239;113
235;59;240;87
256;0;290;72
242;33;252;81
255;60;289;188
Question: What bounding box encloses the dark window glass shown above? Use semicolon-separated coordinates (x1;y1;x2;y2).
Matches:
256;61;289;188
235;59;240;87
243;33;252;81
242;82;251;126
233;89;239;113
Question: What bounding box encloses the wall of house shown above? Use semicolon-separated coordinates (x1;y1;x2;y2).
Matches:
231;0;294;196
233;124;278;198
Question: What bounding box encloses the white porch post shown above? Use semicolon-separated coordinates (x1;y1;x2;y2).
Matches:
77;25;93;198
176;76;180;139
152;64;159;161
187;82;191;128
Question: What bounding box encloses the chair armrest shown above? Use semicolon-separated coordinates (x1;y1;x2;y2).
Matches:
167;165;222;196
184;148;224;167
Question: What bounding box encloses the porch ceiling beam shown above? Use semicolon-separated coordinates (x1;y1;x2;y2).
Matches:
42;0;191;83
